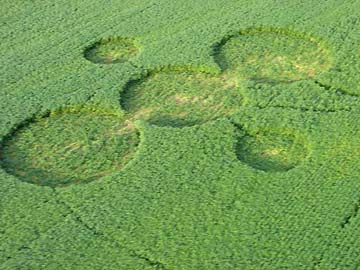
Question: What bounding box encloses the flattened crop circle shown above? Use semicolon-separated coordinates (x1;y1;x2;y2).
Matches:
0;112;140;187
84;37;139;64
120;69;244;127
216;28;332;83
236;130;308;172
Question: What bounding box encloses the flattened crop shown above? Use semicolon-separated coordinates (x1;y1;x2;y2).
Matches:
84;37;140;64
236;128;308;172
121;69;244;127
0;111;140;187
215;28;332;83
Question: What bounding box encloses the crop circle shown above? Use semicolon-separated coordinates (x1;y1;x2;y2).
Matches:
120;69;244;127
216;29;332;83
84;37;139;64
236;130;308;172
0;112;140;187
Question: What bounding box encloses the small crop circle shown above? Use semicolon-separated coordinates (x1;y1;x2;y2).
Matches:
84;37;139;64
236;130;308;172
0;112;140;187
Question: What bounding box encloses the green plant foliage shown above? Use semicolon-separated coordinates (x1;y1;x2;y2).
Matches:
2;215;157;270
84;37;139;64
2;0;360;269
0;112;139;187
121;69;244;127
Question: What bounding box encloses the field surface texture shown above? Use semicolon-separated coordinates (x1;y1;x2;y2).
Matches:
1;0;360;269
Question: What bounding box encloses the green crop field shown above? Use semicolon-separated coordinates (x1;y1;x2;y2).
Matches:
1;0;360;269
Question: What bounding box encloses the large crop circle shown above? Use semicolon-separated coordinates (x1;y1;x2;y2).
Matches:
216;29;332;83
121;69;244;127
0;112;140;187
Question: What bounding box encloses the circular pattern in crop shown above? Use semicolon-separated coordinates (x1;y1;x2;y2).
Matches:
120;69;244;127
0;112;140;187
236;130;308;172
216;29;331;83
84;37;139;64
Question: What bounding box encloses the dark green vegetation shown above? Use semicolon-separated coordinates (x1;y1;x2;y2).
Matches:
1;0;360;269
